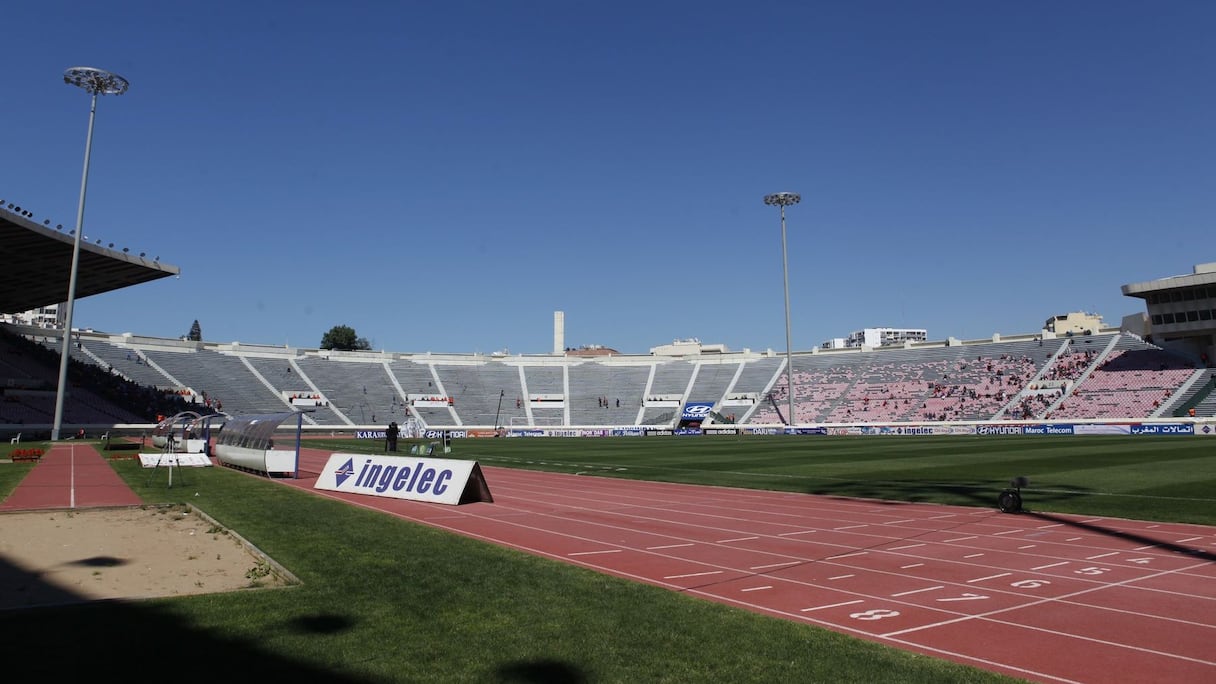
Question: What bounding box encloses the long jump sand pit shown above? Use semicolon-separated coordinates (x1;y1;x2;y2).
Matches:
0;505;294;611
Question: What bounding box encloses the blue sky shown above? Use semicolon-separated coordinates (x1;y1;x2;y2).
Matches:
3;1;1213;354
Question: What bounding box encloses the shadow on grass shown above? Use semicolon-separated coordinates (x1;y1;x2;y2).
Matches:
800;478;1097;510
0;557;374;683
1019;509;1216;563
496;659;587;684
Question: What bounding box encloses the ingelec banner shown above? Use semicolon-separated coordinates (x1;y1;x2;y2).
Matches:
314;453;493;505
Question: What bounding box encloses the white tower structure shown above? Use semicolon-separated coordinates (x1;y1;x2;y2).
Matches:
553;311;565;354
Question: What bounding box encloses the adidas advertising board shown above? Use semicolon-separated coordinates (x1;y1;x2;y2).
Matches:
315;453;493;505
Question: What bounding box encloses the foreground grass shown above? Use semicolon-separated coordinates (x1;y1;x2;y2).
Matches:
2;458;1016;683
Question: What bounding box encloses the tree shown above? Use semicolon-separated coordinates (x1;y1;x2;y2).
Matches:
187;320;202;342
320;324;371;351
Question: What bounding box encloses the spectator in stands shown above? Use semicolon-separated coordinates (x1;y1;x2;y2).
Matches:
386;421;400;452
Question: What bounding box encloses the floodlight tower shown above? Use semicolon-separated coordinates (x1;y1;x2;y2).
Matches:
52;67;129;441
764;192;801;429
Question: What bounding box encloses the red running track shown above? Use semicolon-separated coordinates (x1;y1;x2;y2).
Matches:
0;444;141;511
278;448;1215;684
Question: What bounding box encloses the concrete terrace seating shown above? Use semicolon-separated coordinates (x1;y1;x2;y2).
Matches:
1050;345;1198;419
387;360;455;427
141;347;286;415
433;362;522;427
686;361;740;407
241;355;345;425
747;339;1064;424
80;339;174;388
568;363;650;426
296;356;397;425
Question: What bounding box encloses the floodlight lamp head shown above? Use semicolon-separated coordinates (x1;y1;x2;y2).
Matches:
764;192;801;207
63;67;129;96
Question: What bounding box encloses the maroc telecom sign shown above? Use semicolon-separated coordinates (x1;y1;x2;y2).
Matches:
315;453;493;505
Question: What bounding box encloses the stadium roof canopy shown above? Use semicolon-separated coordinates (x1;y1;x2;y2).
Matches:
0;206;179;315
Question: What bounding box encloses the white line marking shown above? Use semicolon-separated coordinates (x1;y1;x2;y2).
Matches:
1017;545;1037;549
828;551;868;560
892;585;943;597
828;574;854;580
750;561;800;570
69;446;76;509
1031;561;1069;570
901;563;924;569
1080;518;1104;523
928;513;956;519
1037;524;1063;529
1146;524;1159;528
740;586;772;593
968;572;1011;583
886;519;915;524
801;599;864;613
1086;552;1119;560
834;524;868;530
778;530;815;536
937;593;990;603
963;553;984;559
569;549;622;557
888;543;926;551
1066;537;1083;542
1177;536;1202;543
1132;545;1156;551
717;536;759;543
663;570;723;580
647;543;694;550
942;535;977;542
993;529;1020;536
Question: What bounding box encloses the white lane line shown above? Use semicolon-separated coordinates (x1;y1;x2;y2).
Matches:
901;563;924;569
1031;561;1069;570
886;519;915;524
828;551;868;560
778;530;815;537
740;586;772;593
1017;545;1037;550
1146;524;1159;529
569;549;622;557
647;543;694;550
963;553;985;559
1086;552;1119;560
942;535;977;543
717;536;759;543
968;572;1012;584
1133;545;1156;551
888;543;926;551
835;524;868;530
750;561;800;570
1176;536;1202;543
69;446;77;509
1080;518;1105;523
928;513;956;519
828;574;854;580
664;570;723;580
1037;524;1064;529
1066;537;1083;542
993;529;1020;536
892;585;943;597
801;599;864;613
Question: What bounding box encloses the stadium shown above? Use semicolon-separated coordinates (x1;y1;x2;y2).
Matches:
3;200;1216;683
